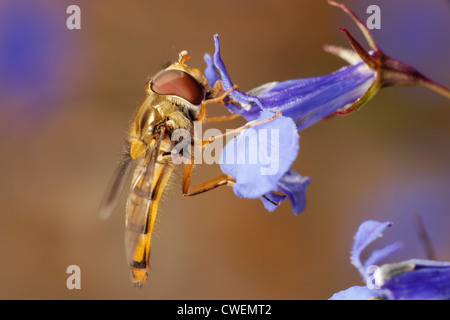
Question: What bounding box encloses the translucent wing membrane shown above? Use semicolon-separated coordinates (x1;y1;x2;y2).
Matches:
124;131;174;286
125;138;159;286
99;150;135;220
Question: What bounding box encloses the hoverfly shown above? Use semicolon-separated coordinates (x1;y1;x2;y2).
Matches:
100;50;280;287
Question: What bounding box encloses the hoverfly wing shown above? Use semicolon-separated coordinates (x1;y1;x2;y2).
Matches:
124;157;155;266
124;134;162;286
99;151;135;220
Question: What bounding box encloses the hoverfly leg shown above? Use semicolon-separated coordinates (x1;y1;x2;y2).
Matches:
261;194;280;206
182;111;282;197
180;150;234;197
205;113;240;123
183;172;235;197
182;151;234;196
182;153;195;196
207;84;239;104
201;111;282;148
198;84;239;121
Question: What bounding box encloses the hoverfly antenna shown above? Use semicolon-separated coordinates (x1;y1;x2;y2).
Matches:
178;50;190;64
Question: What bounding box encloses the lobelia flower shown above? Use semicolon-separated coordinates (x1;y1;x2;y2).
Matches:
203;1;450;214
219;109;311;214
329;220;450;300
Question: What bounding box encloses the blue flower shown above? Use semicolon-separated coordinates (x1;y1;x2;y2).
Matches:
330;220;450;300
219;110;311;214
203;1;450;214
204;29;373;214
205;2;449;125
205;34;376;131
0;1;71;117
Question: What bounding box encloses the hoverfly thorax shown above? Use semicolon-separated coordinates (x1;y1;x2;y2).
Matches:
129;104;162;159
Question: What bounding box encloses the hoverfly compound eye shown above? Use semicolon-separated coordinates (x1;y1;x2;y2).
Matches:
150;69;204;105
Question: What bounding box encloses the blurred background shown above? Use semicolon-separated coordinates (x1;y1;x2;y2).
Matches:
0;0;449;299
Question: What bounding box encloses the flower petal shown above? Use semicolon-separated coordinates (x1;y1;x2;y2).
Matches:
277;170;311;215
220;110;299;199
252;63;376;130
212;34;263;112
329;285;381;300
259;192;287;212
207;34;377;130
203;53;219;88
381;265;450;300
350;220;393;280
364;241;404;269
